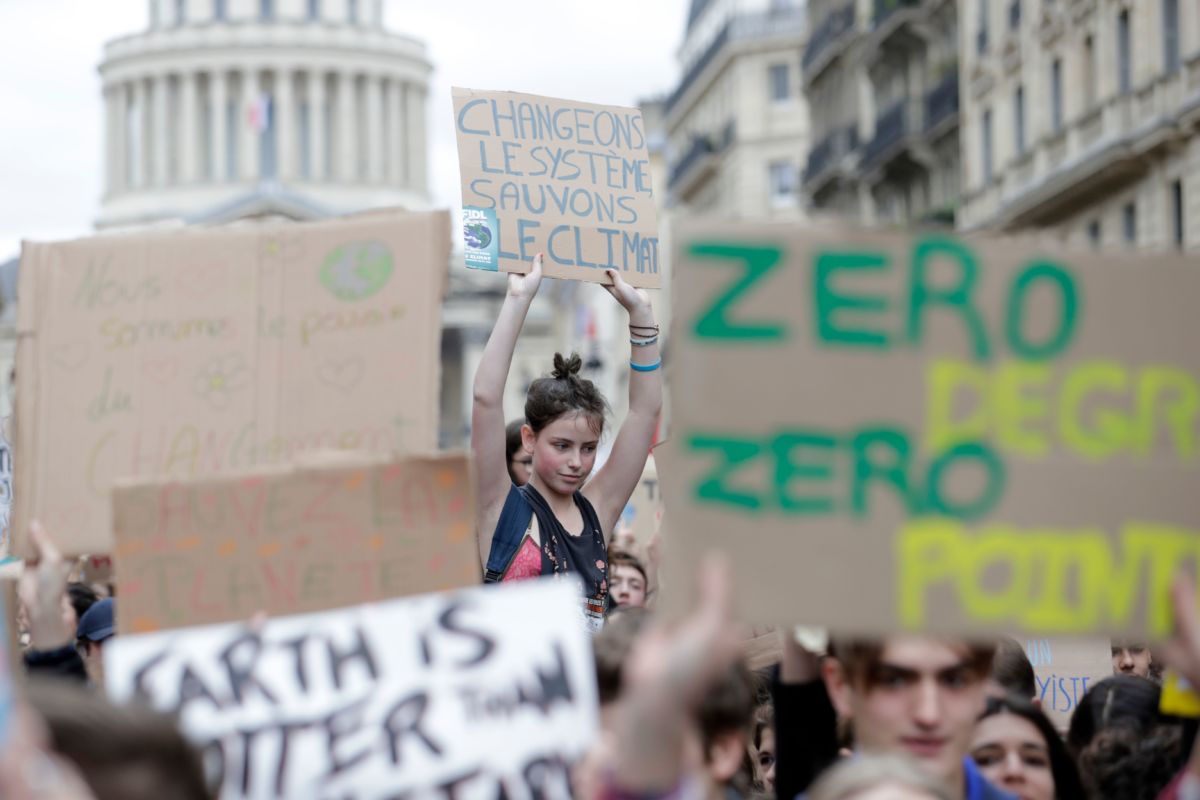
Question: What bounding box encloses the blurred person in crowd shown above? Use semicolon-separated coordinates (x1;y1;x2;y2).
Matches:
505;418;533;485
774;633;1009;800
65;583;99;633
609;549;649;610
1137;576;1200;799
1066;674;1166;756
25;679;211;800
473;255;661;630
0;703;99;800
753;703;777;792
969;694;1084;800
1113;641;1154;678
1076;723;1184;800
75;598;114;690
988;638;1037;705
807;754;954;800
20;522;86;684
593;555;744;800
697;659;757;800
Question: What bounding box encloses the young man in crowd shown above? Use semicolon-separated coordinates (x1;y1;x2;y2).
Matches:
1112;641;1153;678
609;549;650;609
774;633;1011;800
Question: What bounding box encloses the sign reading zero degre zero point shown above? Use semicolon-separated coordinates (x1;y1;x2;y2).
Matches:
661;220;1200;640
452;87;661;288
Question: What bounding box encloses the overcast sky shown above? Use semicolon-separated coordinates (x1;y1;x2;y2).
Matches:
0;0;689;262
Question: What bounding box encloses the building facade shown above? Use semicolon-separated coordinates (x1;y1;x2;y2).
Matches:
802;0;961;225
97;0;430;230
957;0;1200;251
665;0;811;217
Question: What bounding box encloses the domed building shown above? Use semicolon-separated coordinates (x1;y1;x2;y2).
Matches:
96;0;431;229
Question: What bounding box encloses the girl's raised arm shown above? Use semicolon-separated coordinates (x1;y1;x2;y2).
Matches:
471;255;543;533
586;268;663;532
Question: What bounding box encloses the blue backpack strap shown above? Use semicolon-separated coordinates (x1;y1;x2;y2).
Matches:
483;484;533;583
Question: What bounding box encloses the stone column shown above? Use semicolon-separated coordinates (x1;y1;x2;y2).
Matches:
132;78;148;187
336;70;355;181
179;70;198;183
112;82;127;193
210;69;228;180
386;78;402;186
152;73;170;185
103;86;118;195
366;73;383;183
241;67;261;181
405;81;427;192
276;68;295;180
308;70;326;180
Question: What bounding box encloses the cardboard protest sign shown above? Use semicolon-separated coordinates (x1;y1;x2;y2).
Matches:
1023;638;1111;729
452;87;661;288
661;219;1200;638
615;455;661;555
14;211;448;556
106;578;598;800
112;453;478;634
1161;671;1200;717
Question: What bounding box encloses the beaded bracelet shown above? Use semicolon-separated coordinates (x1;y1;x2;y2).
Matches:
630;335;659;347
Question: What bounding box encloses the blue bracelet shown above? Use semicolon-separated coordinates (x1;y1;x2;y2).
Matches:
630;359;661;372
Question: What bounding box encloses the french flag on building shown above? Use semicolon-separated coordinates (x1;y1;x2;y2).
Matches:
247;92;271;134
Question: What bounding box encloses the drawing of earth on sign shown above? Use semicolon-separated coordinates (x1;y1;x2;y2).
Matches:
319;241;394;301
464;221;492;249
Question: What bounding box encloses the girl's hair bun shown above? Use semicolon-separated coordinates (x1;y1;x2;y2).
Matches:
551;352;583;382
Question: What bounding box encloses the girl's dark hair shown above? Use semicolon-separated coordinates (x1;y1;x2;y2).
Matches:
1067;674;1165;756
524;353;608;436
979;694;1086;800
504;419;525;462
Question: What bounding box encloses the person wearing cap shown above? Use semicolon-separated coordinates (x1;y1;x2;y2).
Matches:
75;597;115;689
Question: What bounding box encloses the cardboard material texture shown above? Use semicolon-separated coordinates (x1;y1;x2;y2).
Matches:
1023;638;1112;730
615;455;661;557
105;578;599;800
452;87;661;288
662;219;1200;638
14;210;448;557
112;453;479;634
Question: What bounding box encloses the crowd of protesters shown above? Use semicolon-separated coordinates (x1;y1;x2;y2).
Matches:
2;251;1198;800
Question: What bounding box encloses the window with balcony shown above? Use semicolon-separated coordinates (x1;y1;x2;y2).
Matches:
1122;202;1137;245
1117;10;1131;93
769;161;798;206
308;0;321;21
1014;85;1026;155
1172;180;1185;249
1008;0;1019;30
976;0;989;54
175;0;186;25
1050;59;1063;133
213;0;226;21
1164;0;1181;73
1087;219;1101;248
260;0;275;21
348;0;359;23
769;64;790;103
1084;35;1096;109
981;108;993;184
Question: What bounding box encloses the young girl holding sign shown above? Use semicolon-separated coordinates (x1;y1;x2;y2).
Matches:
472;254;662;631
